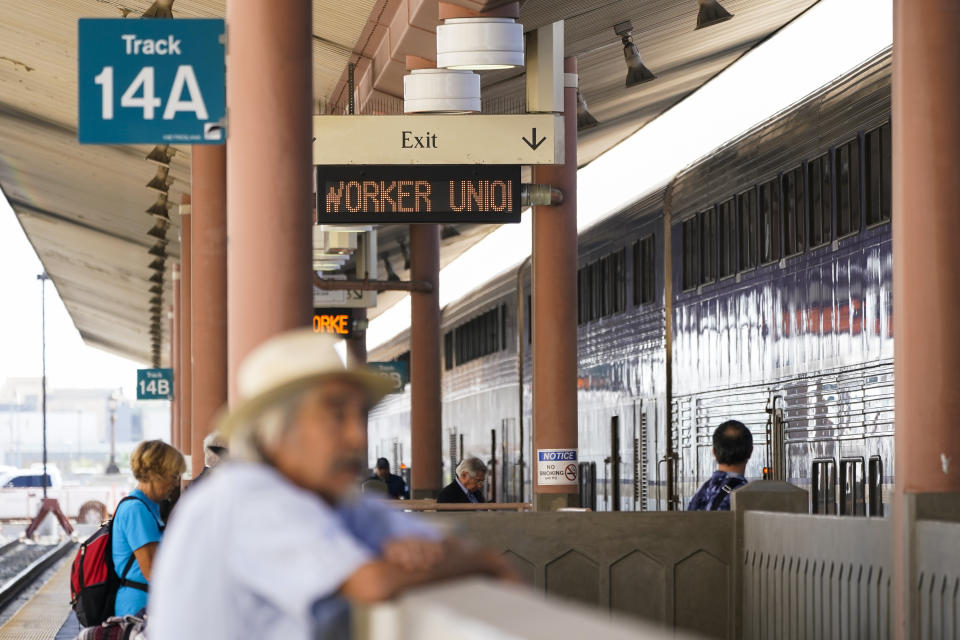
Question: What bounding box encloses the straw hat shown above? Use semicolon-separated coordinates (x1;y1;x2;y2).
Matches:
215;328;395;439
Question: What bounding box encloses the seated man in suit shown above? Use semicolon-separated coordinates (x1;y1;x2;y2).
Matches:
437;457;487;504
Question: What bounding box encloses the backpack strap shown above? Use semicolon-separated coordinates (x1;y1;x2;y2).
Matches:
708;476;748;510
111;496;160;593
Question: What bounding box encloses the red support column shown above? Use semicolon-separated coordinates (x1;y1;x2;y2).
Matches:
409;224;442;498
178;196;192;459
170;269;180;449
892;1;960;635
190;145;228;479
532;57;579;511
226;0;313;399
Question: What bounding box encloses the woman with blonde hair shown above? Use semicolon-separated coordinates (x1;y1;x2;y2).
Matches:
112;440;185;617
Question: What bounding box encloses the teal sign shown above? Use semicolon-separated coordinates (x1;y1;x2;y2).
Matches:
137;368;173;400
368;362;408;394
78;18;226;144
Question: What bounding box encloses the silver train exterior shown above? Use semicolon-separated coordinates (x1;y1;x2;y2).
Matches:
367;49;893;515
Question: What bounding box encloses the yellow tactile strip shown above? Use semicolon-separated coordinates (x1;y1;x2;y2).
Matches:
0;557;71;640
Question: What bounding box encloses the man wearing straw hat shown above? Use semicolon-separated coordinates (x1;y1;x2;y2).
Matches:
148;330;516;639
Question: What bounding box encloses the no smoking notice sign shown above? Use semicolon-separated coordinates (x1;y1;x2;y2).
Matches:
537;449;578;486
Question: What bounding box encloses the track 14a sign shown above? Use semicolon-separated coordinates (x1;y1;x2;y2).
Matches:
78;19;226;144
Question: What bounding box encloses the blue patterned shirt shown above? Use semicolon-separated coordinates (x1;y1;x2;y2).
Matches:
687;470;747;511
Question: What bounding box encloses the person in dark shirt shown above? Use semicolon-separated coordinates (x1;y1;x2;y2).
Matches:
369;458;408;499
687;420;753;511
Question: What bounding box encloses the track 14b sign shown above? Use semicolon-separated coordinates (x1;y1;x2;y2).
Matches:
78;19;226;144
137;369;173;400
317;165;521;224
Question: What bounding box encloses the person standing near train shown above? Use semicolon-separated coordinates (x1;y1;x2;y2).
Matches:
112;440;186;616
687;421;752;511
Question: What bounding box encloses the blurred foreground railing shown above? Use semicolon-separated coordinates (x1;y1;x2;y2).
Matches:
392;500;531;512
352;578;698;640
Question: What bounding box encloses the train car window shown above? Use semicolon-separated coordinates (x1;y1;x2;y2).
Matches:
450;306;505;368
698;208;717;285
738;188;758;271
865;122;892;226
782;166;805;256
835;138;862;237
613;249;626;313
444;332;454;370
807;153;832;248
590;261;602;321
500;304;507;350
868;456;883;516
602;255;614;316
718;198;737;279
759;178;781;264
682;218;699;291
811;458;837;514
839;457;865;516
526;294;531;344
633;234;656;305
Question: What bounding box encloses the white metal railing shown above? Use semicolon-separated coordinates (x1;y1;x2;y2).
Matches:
352;578;698;640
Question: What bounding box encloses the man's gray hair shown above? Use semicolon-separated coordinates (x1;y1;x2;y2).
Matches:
456;456;487;479
229;392;303;463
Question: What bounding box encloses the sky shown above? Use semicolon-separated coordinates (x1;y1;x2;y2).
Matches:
0;0;894;391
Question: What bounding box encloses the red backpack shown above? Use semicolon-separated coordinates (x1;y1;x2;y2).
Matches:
70;496;151;627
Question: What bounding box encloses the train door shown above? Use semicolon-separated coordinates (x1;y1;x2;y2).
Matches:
764;394;786;480
631;401;651;511
487;418;521;503
604;415;622;511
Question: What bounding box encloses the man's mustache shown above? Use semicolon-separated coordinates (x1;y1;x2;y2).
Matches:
332;455;365;473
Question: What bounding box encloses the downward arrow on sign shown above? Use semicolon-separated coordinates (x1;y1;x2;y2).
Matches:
522;128;547;150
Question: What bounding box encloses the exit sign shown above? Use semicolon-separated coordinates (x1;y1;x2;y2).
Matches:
316;165;521;224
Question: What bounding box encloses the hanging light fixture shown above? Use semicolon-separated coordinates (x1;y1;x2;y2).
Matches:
149;296;163;306
146;193;171;218
436;17;524;70
696;0;733;30
148;258;166;272
149;284;163;295
146;145;176;166
149;272;164;284
147;221;168;240
403;68;481;113
577;90;599;130
615;21;656;88
149;243;167;258
146;166;172;193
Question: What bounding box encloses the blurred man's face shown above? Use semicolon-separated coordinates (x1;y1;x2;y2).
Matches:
266;380;368;502
375;466;389;480
460;471;485;494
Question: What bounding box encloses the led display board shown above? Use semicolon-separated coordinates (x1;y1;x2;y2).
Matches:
312;308;354;338
316;165;521;224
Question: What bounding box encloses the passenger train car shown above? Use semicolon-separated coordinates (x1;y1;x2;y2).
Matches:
368;50;893;515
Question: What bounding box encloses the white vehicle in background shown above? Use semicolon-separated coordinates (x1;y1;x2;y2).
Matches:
0;467;134;523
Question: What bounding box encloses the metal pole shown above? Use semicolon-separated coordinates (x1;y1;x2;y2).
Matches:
37;273;47;500
892;1;960;635
179;197;193;458
226;0;313;399
409;224;442;498
190;144;228;479
531;58;579;511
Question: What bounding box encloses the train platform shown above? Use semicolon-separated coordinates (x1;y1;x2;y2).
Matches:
0;558;77;640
